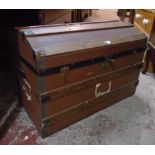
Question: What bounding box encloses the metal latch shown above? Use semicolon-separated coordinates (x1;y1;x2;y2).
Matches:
60;66;70;83
101;57;115;71
101;61;110;70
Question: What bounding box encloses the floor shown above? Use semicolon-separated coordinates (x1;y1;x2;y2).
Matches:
1;10;155;145
85;9;119;22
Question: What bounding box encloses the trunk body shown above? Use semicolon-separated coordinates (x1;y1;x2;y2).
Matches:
16;21;147;137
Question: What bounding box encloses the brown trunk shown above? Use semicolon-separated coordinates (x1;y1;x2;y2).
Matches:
15;21;147;137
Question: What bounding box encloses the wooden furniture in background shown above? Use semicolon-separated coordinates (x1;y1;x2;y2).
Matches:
142;42;155;73
117;9;135;24
39;10;72;24
0;9;92;71
134;9;155;73
0;10;40;70
71;9;92;23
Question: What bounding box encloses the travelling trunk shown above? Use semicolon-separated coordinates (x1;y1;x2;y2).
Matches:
16;21;147;138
